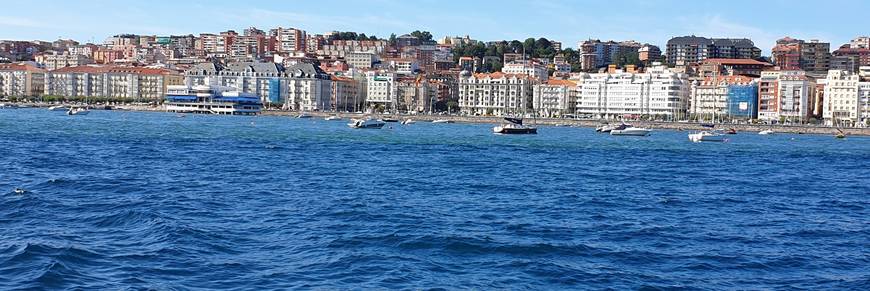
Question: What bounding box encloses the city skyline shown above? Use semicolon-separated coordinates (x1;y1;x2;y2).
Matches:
1;0;868;53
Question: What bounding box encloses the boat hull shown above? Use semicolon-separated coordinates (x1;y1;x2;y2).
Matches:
494;127;537;134
689;133;726;142
610;129;650;136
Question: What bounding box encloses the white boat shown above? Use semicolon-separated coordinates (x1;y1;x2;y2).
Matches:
0;103;19;109
432;119;454;124
610;126;651;136
759;129;775;135
67;107;90;116
493;117;537;134
48;105;69;111
401;119;416;125
689;130;727;142
348;117;386;129
325;115;342;121
297;113;313;118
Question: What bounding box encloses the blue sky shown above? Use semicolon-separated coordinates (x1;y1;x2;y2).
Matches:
0;0;865;55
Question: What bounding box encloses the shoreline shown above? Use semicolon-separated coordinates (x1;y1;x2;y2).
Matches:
8;102;870;136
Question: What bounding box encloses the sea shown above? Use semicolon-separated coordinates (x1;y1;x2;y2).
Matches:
1;109;869;290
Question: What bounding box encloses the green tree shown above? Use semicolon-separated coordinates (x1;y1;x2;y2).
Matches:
388;33;397;47
410;30;434;42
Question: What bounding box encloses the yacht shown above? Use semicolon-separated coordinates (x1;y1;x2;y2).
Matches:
610;126;651;136
432;119;454;124
596;122;628;133
348;117;386;129
689;130;727;142
325;115;342;121
759;129;775;135
67;106;90;116
48;105;69;111
493;117;537;134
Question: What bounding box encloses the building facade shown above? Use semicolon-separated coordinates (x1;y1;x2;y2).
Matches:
758;70;815;122
572;64;690;119
690;75;758;121
458;72;533;116
666;36;761;66
822;69;870;126
43;65;181;100
532;79;578;117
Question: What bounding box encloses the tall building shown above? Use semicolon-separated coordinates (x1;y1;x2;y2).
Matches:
572;64;690;119
822;69;870;126
666;36;761;66
771;37;831;76
365;71;397;111
577;39;641;71
757;70;815;122
831;37;870;73
690;75;758;120
458;72;534;116
284;63;332;111
272;27;307;53
638;44;662;64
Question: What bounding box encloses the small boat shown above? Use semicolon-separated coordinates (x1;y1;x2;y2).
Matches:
348;117;386;129
759;129;775;135
0;103;20;109
297;113;312;118
382;118;400;123
493;117;537;134
724;128;737;135
835;129;846;139
596;123;626;133
689;130;727;142
401;119;416;125
48;105;69;111
14;188;26;195
176;113;186;118
325;115;342;121
432;119;454;124
610;126;651;136
67;107;90;116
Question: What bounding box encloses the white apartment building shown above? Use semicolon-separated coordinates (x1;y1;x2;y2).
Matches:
458;72;534;116
573;65;690;119
365;71;397;111
346;52;378;69
502;61;548;81
186;62;331;110
757;70;814;122
43;65;179;100
0;63;45;97
35;51;94;71
823;69;870;126
532;79;579;117
689;75;756;120
273;27;306;53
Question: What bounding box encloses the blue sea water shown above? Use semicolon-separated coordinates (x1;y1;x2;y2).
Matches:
1;109;869;290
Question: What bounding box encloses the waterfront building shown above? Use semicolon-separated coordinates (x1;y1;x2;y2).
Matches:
284;63;333;111
365;71;397;111
822;69;870;126
43;65;182;101
165;83;262;115
770;37;831;77
35;51;94;70
332;75;363;112
532;79;578;117
0;62;46;98
457;72;534;116
666;36;761;66
690;75;758;121
757;70;815;122
573;64;690;119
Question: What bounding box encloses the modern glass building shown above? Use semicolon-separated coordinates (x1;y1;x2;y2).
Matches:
727;84;758;119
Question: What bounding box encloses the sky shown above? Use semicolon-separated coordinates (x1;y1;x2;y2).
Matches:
0;0;866;55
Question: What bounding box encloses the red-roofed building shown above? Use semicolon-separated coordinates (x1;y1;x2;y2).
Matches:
533;79;578;117
44;65;182;100
458;71;536;116
0;62;47;97
699;58;773;78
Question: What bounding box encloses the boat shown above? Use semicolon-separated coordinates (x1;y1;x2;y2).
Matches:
689;130;727;142
596;123;626;133
67;107;90;116
0;103;19;109
348;117;386;129
432;119;454;124
401;119;416;125
759;129;775;135
325;115;342;121
297;113;312;118
724;128;737;135
381;118;399;123
48;105;69;111
493;117;537;134
14;188;26;195
835;129;846;139
610;126;651;136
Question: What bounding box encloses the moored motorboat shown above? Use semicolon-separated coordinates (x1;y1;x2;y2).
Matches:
493;117;537;134
382;118;399;123
67;107;90;115
689;130;727;142
724;128;737;134
401;119;416;125
48;105;69;111
610;126;651;136
0;103;20;109
325;115;342;121
759;129;775;135
297;113;313;118
348;117;386;129
432;119;454;124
